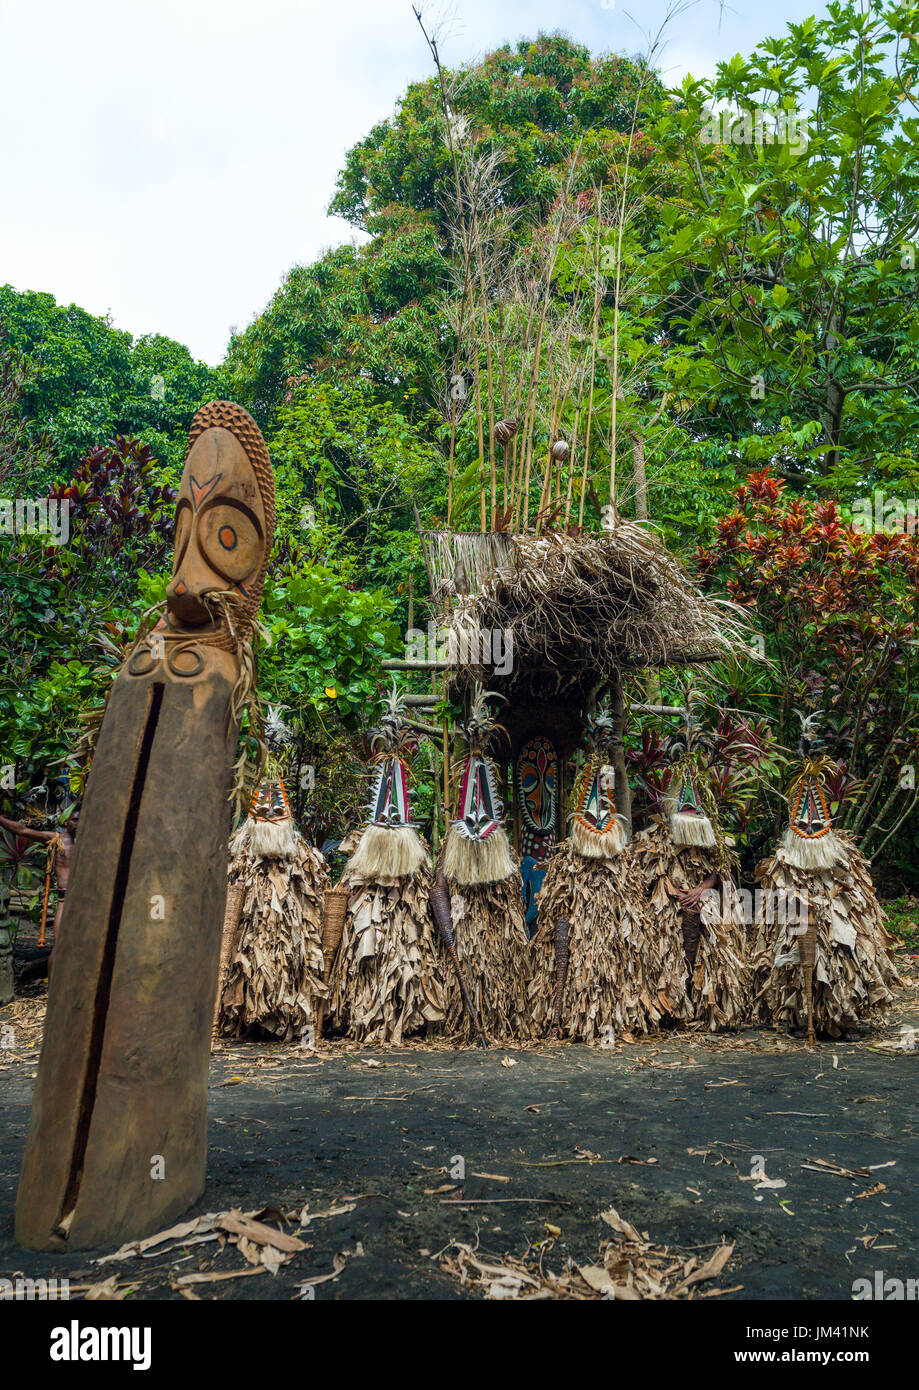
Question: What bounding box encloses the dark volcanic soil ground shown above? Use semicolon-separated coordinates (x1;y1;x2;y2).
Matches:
2;976;918;1302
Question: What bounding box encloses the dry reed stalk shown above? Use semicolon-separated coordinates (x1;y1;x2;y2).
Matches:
605;19;676;512
564;360;588;525
470;210;497;526
579;190;604;527
506;289;538;522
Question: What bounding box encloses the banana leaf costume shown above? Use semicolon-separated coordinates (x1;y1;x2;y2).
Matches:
215;760;329;1043
633;726;748;1032
752;718;898;1039
328;691;445;1043
529;714;668;1041
436;688;531;1043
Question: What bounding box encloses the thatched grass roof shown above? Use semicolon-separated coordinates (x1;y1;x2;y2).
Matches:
423;527;749;703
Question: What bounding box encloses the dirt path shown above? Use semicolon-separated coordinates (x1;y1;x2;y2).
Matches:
1;989;917;1300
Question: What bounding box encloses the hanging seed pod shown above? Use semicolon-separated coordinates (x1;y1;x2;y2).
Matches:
551;439;570;462
494;418;518;446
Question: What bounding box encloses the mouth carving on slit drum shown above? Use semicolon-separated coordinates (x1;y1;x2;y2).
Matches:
15;402;276;1251
54;682;164;1239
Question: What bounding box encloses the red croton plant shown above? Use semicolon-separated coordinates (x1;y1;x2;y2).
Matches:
695;467;919;869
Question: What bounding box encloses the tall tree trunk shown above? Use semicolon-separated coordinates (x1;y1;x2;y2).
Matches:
630;430;648;522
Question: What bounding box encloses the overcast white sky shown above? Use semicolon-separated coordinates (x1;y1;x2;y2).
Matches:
0;0;818;364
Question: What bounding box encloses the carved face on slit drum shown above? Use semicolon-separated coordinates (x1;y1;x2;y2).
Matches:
166;401;276;639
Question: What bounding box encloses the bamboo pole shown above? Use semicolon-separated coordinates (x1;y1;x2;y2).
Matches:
471;205;498;528
610;670;632;838
578;188;603;528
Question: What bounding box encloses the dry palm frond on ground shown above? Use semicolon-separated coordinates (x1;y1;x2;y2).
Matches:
441;1207;736;1300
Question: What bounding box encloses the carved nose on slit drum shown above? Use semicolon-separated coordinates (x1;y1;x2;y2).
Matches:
54;681;164;1239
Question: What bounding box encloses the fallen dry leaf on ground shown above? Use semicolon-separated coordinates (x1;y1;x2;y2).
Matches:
441;1212;737;1301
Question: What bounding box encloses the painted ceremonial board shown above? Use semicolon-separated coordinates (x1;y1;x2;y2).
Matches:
515;734;559;930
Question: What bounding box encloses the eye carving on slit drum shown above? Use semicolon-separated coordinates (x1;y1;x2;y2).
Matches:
196;499;263;585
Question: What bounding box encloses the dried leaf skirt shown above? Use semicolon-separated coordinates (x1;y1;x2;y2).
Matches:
443;875;533;1043
632;823;748;1031
328;866;446;1043
528;842;675;1041
752;833;899;1036
217;843;329;1042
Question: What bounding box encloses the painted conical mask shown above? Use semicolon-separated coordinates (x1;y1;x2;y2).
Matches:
454;753;501;842
781;713;842;869
570;712;627;860
444;684;515;886
346;686;430;883
663;722;717;850
368;755;415;830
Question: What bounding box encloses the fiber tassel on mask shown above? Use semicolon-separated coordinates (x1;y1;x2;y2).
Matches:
215;836;329;1042
442;824;515;886
528;842;678;1040
667;811;717;850
570;815;627;860
346;823;431;884
752;830;899;1037
780;826;842;871
230;815;300;860
632;818;748;1032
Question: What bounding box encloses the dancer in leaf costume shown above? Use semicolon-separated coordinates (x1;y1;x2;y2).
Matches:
632;716;748;1032
328;688;446;1043
529;712;669;1041
433;686;531;1043
752;715;898;1041
215;707;328;1042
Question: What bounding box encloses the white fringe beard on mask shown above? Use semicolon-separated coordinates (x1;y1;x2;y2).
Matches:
345;823;431;884
781;826;842;871
443;824;515;886
570;815;627;860
231;815;301;861
668;810;717;849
